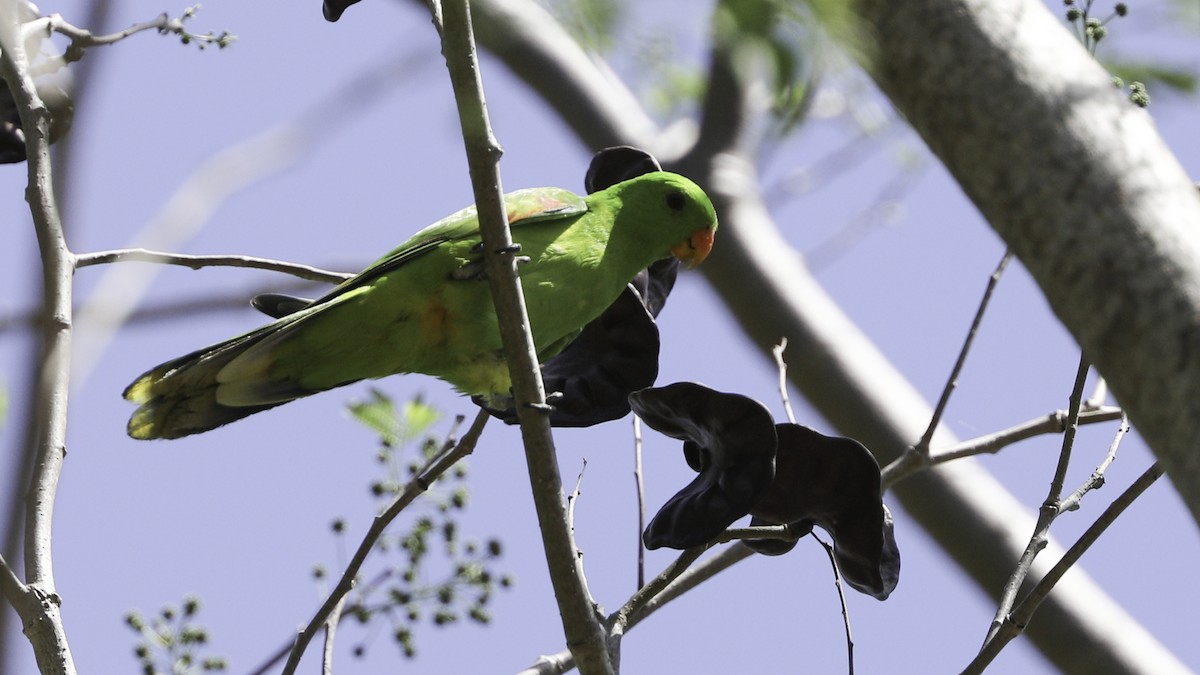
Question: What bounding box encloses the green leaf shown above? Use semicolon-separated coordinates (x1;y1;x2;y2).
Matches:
348;389;403;447
400;397;441;441
349;390;442;448
1107;60;1198;95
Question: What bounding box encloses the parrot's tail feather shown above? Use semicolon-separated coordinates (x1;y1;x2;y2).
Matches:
127;393;285;440
123;320;312;440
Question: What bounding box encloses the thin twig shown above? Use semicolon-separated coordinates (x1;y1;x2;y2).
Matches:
1085;376;1108;409
1045;356;1092;503
74;248;352;284
963;461;1162;674
607;546;707;647
322;595;348;675
980;355;1091;648
280;410;489;674
521;544;757;675
773;338;797;424
882;251;1011;486
927;407;1122;465
247;570;394;675
918;250;1011;454
633;416;646;590
881;405;1124;488
1060;414;1128;513
0;551;28;607
813;533;854;675
715;524;795;544
567;460;587;537
26;9;233;67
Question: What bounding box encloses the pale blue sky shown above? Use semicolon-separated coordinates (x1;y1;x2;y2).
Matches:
2;1;1198;673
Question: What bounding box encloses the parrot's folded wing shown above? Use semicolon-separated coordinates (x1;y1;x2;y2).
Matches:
316;187;587;304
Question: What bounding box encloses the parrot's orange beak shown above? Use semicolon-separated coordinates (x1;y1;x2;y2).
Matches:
671;225;716;268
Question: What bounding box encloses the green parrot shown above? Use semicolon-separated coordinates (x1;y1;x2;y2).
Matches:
124;171;718;440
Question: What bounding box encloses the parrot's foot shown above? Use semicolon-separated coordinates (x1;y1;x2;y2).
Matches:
495;244;532;266
451;260;487;281
523;391;563;413
452;244;531;281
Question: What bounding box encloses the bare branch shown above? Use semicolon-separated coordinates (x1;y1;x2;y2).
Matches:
882;406;1125;488
74;248;352;284
963;461;1162;674
814;533;855;675
1061;415;1129;512
567;460;587;536
321;595;347;675
1045;357;1092;504
632;416;647;591
281;410;488;674
433;0;613;671
0;5;77;672
0;552;28;611
523;544;757;675
980;356;1091;648
25;7;233;69
772;338;797;424
917;251;1012;454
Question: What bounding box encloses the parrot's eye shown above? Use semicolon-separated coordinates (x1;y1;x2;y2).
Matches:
665;190;686;211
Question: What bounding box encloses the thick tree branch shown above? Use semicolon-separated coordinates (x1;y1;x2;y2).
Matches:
851;0;1200;524
0;8;77;675
433;0;614;672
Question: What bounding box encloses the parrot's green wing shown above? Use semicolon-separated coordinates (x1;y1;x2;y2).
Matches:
124;187;587;439
313;187;586;303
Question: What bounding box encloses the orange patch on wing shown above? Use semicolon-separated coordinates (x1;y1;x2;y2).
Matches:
420;296;451;345
506;195;569;223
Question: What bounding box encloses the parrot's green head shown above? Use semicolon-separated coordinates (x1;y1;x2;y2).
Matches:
601;171;718;268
